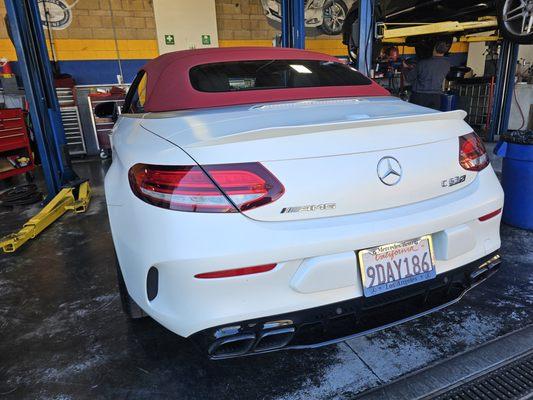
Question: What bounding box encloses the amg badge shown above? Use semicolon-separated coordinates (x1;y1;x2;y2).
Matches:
442;175;466;187
281;203;336;214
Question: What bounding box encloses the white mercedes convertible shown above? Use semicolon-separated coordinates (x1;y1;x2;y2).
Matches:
97;47;503;359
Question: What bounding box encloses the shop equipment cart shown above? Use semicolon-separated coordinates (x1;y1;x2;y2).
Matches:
0;108;34;181
88;88;126;159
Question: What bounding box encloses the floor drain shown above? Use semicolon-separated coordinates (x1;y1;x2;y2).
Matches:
430;352;533;400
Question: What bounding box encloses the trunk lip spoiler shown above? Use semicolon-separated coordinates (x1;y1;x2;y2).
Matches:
176;109;468;149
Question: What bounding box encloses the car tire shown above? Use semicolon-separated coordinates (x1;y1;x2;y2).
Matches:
115;253;147;319
321;0;348;35
497;0;533;44
347;30;358;63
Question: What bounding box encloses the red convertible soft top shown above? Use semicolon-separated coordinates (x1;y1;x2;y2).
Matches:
142;47;389;112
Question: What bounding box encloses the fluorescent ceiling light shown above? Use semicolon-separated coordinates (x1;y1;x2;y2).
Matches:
290;64;312;74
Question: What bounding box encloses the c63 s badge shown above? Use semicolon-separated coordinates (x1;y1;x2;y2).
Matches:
281;203;336;214
442;175;466;187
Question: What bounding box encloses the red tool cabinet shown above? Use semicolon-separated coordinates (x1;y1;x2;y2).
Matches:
0;108;34;180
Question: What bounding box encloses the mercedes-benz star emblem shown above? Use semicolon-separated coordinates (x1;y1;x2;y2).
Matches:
377;157;402;186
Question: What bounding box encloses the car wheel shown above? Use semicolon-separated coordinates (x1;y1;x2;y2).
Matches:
347;30;358;63
321;0;348;35
497;0;533;44
115;253;147;319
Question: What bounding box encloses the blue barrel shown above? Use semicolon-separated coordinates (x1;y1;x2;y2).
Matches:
494;138;533;230
440;91;458;112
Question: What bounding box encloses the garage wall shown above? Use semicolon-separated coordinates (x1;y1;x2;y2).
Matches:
216;0;278;41
153;0;218;53
0;0;158;84
215;0;347;56
518;45;533;63
467;42;488;77
0;0;470;85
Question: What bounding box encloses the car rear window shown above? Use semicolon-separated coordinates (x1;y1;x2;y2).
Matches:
189;59;372;92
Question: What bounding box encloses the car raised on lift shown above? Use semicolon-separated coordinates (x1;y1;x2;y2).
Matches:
261;0;356;35
97;47;503;359
342;0;533;62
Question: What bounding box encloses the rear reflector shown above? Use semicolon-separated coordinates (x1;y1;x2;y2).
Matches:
146;266;158;301
128;162;284;213
459;133;489;172
479;208;502;221
195;264;277;279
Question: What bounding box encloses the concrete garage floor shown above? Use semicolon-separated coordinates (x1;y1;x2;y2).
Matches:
0;157;531;400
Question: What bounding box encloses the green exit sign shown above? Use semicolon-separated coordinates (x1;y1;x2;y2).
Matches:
164;34;174;45
201;34;211;45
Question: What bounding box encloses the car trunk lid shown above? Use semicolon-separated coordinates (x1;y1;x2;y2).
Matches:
140;97;476;221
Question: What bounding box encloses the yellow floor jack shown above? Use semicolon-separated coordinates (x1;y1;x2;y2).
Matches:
0;181;91;253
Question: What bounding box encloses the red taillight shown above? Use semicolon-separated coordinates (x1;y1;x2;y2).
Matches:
128;162;284;212
205;163;284;212
479;208;502;221
128;164;235;212
195;263;277;279
459;133;489;171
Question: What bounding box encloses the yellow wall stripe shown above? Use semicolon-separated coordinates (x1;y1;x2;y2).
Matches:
0;38;469;62
0;39;159;61
218;39;273;48
218;39;347;56
219;39;468;57
0;40;17;60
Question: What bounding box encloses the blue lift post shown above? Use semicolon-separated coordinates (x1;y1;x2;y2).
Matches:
488;40;520;141
281;0;305;49
357;0;374;76
281;0;372;73
4;0;76;201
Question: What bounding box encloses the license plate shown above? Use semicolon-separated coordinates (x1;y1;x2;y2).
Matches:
358;235;436;297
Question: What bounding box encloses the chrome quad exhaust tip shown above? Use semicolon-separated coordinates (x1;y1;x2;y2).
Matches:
208;333;256;358
208;321;295;359
253;327;295;352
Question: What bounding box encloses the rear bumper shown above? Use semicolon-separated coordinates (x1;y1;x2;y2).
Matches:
192;252;501;359
106;164;503;338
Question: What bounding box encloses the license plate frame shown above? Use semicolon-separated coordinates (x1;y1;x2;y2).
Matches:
357;235;436;297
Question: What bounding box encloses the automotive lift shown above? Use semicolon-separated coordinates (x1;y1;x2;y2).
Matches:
0;0;91;254
0;181;91;253
363;7;519;142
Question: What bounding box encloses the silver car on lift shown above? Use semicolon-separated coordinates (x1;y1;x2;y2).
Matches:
261;0;356;35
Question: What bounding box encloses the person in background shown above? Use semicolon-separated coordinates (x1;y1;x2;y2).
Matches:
403;40;452;110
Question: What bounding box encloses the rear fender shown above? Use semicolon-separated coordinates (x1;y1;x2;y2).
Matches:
104;116;197;207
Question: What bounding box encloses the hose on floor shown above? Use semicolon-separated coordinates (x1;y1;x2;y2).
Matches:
0;184;43;207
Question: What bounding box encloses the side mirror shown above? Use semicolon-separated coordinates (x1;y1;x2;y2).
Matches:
94;101;118;121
